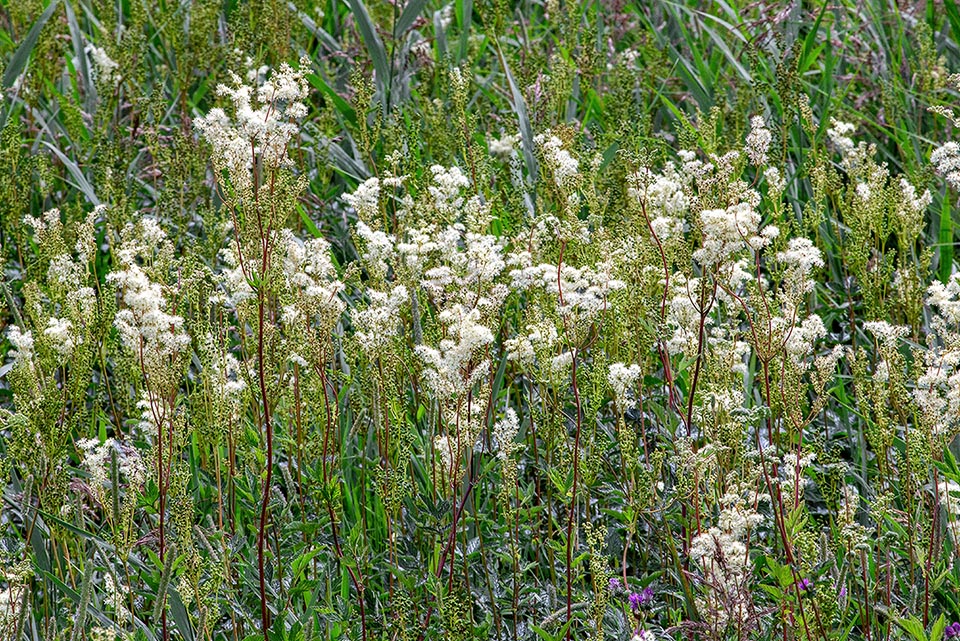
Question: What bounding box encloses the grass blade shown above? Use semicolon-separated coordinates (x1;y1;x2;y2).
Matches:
493;41;537;215
347;0;390;109
941;192;954;283
396;0;429;37
1;0;60;88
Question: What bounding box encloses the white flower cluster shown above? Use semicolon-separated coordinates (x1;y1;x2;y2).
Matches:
744;116;771;166
217;246;254;305
194;58;309;190
932;141;960;191
782;315;827;361
608;362;642;404
5;325;34;366
779;450;816;495
103;573;132;624
429;165;471;218
353;285;407;353
862;320;908;345
827;119;857;160
280;230;345;328
534;132;580;189
628;165;689;241
504;322;558;366
776;238;823;288
493;408;520;459
689;523;751;626
0;562;31;638
86;44;119;86
204;336;247;423
415;304;494;399
914;279;960;435
694;202;771;266
927;274;960;325
107;222;191;374
76;437;146;492
510;260;625;322
342;177;381;221
23;207;63;245
899;177;932;214
665;275;727;358
43;317;77;358
488;132;520;160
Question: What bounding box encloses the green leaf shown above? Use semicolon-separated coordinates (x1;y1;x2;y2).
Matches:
896;615;929;641
2;0;60;88
40;140;101;206
0;0;60;130
306;72;356;126
932;614;947;641
347;0;389;108
940;192;953;284
493;41;536;216
395;0;428;36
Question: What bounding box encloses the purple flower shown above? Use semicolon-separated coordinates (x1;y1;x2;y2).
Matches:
609;577;622;592
797;578;812;591
628;587;654;612
947;623;960;639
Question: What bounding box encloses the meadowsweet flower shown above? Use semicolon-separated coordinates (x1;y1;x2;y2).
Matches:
195;59;309;189
281;230;345;325
900;177;932;213
777;237;823;275
6;326;34;365
415;305;493;399
927;274;960;324
764;166;785;195
745;116;771;166
434;434;455;477
863;320;908;345
355;220;394;278
489;132;520;159
43;317;77;357
86;44;119;86
109;263;191;368
827;119;856;159
48;253;83;290
550;350;574;382
429;165;470;217
342;178;381;221
23;207;62;244
504;322;558;366
493;408;520;459
932;141;960;190
77;438;145;492
609;362;642;403
354;285;407;353
694;203;763;266
629;166;689;221
940;480;960;516
535;132;580;188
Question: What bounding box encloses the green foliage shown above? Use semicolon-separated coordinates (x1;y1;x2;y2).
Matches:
3;2;960;641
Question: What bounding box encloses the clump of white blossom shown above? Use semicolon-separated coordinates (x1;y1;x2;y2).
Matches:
195;58;310;190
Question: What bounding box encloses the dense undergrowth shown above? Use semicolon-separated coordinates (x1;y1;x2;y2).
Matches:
3;1;960;640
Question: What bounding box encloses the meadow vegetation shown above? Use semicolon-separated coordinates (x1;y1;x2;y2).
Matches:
3;1;960;641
